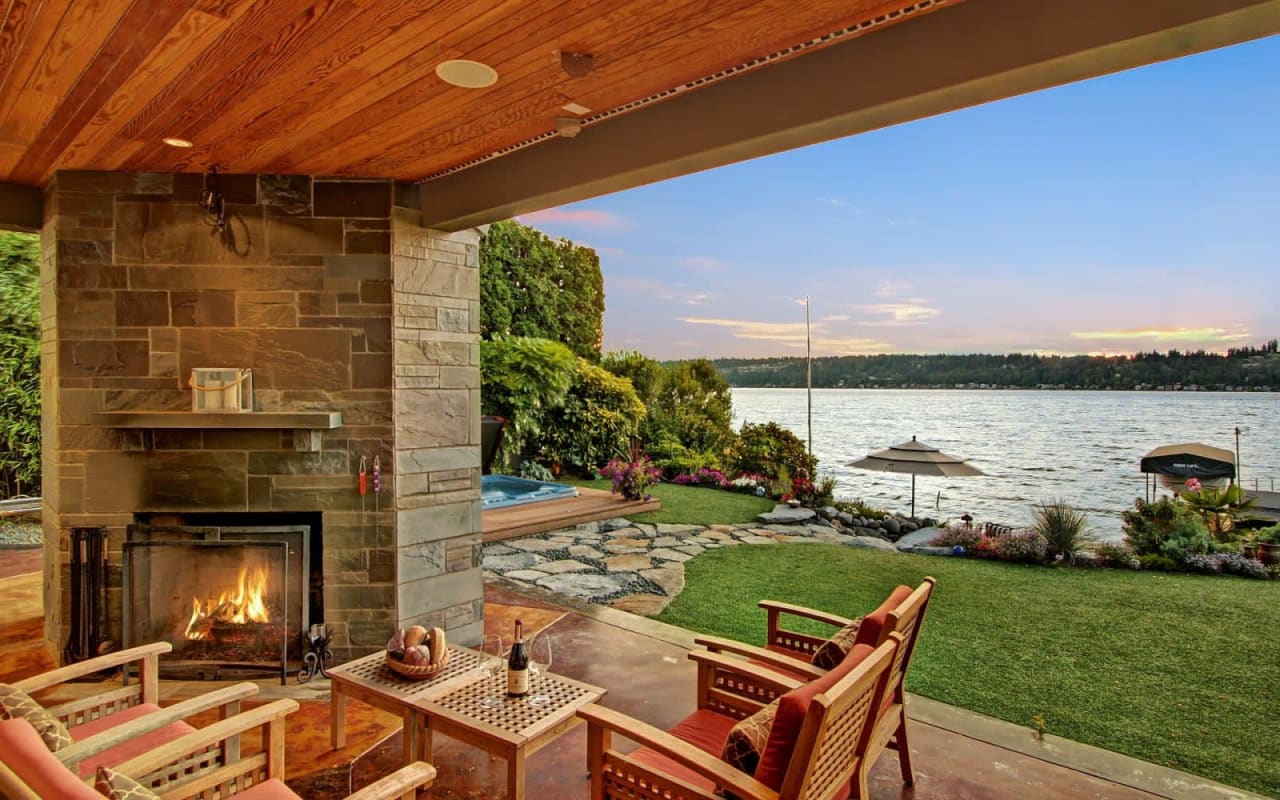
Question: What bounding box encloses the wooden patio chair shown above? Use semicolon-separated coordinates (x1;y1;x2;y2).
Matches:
578;634;901;800
0;698;436;800
1;641;262;780
694;578;936;788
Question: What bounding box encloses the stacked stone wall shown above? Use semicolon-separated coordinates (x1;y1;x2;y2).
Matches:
40;171;482;660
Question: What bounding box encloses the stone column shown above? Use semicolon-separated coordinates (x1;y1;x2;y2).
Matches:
390;197;483;645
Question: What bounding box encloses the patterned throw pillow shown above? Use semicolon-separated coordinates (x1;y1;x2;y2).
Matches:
95;765;162;800
721;698;779;778
0;682;73;751
809;617;863;670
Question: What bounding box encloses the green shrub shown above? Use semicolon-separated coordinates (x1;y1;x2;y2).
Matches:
1159;513;1214;563
1093;542;1135;568
1031;499;1094;562
539;358;646;476
1138;554;1180;572
643;431;722;476
613;356;737;476
0;232;40;499
731;422;816;484
1122;497;1183;556
480;335;576;471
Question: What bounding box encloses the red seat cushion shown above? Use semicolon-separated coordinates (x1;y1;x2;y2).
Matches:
753;643;876;790
851;585;913;649
68;702;197;778
626;709;739;795
0;717;102;799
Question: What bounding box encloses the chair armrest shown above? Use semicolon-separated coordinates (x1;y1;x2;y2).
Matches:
108;699;299;780
688;650;802;718
578;704;779;800
758;600;854;629
56;682;260;770
692;636;825;680
346;761;437;800
12;643;172;694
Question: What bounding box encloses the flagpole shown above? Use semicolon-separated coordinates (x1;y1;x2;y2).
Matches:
805;297;813;456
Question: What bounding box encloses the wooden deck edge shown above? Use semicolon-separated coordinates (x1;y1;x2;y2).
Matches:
482;487;660;543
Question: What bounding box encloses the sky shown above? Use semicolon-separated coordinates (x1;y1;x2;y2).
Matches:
517;36;1280;360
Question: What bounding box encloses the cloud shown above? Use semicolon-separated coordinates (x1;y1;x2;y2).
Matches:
678;316;891;354
679;256;728;272
854;300;940;325
1071;327;1252;343
816;196;848;207
608;276;709;307
683;293;711;306
874;281;915;298
518;208;625;229
821;314;851;322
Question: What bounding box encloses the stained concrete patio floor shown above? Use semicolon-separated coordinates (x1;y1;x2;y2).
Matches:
0;559;1261;799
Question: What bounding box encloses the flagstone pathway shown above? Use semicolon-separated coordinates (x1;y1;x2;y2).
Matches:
482;509;931;615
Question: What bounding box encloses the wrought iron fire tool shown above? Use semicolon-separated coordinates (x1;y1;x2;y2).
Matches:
298;624;333;683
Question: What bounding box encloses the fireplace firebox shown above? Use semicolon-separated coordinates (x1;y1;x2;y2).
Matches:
123;517;319;683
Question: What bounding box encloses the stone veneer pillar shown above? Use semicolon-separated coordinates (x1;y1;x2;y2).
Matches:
389;201;483;645
38;171;483;661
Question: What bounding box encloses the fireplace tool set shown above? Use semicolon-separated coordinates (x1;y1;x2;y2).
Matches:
298;624;333;683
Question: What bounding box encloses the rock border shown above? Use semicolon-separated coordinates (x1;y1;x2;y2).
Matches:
482;505;950;615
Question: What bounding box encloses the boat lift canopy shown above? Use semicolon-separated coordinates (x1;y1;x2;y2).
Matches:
1140;443;1236;480
1140;442;1236;500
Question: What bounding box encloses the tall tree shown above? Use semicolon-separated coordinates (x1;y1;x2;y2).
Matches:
0;232;41;497
479;221;604;360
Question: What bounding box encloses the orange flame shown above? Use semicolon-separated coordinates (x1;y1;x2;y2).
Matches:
184;566;271;640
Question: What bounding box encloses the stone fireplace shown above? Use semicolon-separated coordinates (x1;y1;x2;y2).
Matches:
40;171;483;664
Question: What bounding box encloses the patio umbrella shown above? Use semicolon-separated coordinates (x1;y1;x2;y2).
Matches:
846;436;984;518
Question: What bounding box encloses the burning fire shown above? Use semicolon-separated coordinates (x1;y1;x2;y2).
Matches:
184;566;271;640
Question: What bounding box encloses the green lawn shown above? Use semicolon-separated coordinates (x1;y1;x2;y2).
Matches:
656;544;1280;798
574;479;774;525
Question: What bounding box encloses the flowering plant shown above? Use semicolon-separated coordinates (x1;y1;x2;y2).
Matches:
600;454;662;501
673;467;730;488
1185;477;1202;492
729;473;769;494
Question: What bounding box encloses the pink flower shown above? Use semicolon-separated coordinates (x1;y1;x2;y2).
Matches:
1185;478;1202;492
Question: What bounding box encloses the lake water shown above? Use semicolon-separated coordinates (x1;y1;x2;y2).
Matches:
731;388;1279;541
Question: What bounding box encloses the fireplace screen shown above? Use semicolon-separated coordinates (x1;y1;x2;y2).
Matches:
124;523;309;682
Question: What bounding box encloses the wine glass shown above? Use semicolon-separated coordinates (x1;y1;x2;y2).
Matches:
527;633;553;708
478;634;505;709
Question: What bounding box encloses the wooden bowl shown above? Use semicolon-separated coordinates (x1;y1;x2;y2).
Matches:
385;649;449;680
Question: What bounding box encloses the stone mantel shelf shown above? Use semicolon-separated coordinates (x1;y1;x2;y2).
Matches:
93;411;342;452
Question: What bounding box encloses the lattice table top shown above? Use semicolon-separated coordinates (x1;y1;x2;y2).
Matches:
419;669;604;743
329;646;485;698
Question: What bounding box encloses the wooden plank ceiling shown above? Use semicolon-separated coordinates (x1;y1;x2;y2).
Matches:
0;0;949;186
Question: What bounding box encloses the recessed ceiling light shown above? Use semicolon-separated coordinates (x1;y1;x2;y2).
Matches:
436;59;499;88
561;102;591;116
163;137;194;148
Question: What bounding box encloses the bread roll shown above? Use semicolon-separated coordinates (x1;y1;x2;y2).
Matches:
404;624;429;648
427;627;447;665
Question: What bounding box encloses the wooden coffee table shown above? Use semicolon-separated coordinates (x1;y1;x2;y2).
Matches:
329;645;605;800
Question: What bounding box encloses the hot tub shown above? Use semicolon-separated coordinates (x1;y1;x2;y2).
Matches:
481;474;579;510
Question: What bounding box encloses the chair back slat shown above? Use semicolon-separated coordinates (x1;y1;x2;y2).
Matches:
881;577;935;698
780;635;900;800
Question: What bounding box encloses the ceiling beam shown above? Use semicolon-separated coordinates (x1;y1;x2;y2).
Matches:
420;0;1280;231
0;183;43;232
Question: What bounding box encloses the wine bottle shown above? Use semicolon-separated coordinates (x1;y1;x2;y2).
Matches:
507;619;529;697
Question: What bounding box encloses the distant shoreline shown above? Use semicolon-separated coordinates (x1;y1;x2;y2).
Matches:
728;385;1277;392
